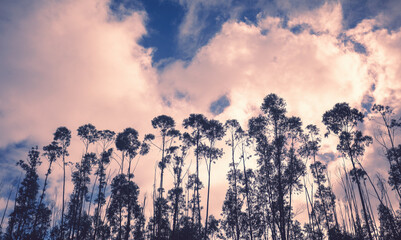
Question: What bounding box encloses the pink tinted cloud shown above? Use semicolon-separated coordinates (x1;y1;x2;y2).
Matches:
0;0;161;147
0;0;166;216
159;1;401;220
1;0;401;224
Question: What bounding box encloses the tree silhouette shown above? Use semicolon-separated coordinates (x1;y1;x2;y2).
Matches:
222;119;242;240
372;104;401;198
284;116;306;240
150;115;180;239
31;142;61;239
299;124;323;240
221;168;246;239
182;113;208;235
66;152;96;239
310;161;338;238
202;119;225;240
378;203;401;240
92;130;115;240
323;102;373;240
249;94;306;240
53;126;71;237
107;127;150;240
260;93;288;240
168;141;189;240
3;93;401;240
5;147;45;240
65;124;99;239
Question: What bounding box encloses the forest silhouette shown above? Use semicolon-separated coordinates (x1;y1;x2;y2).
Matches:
1;93;401;240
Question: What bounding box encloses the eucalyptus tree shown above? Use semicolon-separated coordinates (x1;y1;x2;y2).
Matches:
249;93;306;240
182;173;203;239
107;127;151;240
151;115;180;198
202;119;225;240
53;126;71;235
78;124;99;154
249;113;275;239
371;104;401;239
310;161;338;238
93;130;115;240
371;104;401;199
87;130;116;215
260;93;288;240
182;114;208;233
223;119;242;240
150;115;180;239
205;215;220;239
323;102;374;240
92;148;113;240
221;168;245;240
5;147;45;240
284;116;306;240
66;152;97;240
238;127;257;240
65;124;99;239
31;141;62;238
168;139;190;240
299;124;323;239
378;203;401;240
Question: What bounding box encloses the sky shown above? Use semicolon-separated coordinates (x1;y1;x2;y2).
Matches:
1;0;401;226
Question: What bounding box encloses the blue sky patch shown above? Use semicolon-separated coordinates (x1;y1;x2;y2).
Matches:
338;33;368;55
318;152;336;163
290;24;309;34
0;140;34;188
174;90;188;100
209;95;230;115
362;94;375;114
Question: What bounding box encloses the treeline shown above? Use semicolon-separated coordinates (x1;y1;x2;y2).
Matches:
0;93;401;240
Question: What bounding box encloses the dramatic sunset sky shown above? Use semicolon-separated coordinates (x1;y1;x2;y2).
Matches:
1;0;401;222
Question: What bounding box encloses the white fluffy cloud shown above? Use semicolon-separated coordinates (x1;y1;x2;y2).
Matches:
161;2;372;127
0;0;161;147
0;0;166;219
1;0;401;224
160;1;401;217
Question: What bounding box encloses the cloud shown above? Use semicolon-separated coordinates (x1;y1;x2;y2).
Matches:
159;1;401;221
173;0;333;62
160;2;373;127
0;0;161;147
2;0;401;226
0;0;167;217
340;0;401;30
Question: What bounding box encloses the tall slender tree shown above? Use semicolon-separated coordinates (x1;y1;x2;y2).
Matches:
182;114;208;235
372;104;401;199
299;124;323;240
202;119;225;240
150;115;180;239
249;94;306;240
284;116;306;240
31;141;62;238
323;102;374;240
5;147;45;240
108;127;150;240
310;161;338;238
53;126;71;237
222;119;242;240
168;140;189;240
92;129;115;240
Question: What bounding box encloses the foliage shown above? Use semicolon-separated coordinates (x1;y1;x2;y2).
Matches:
3;95;401;240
